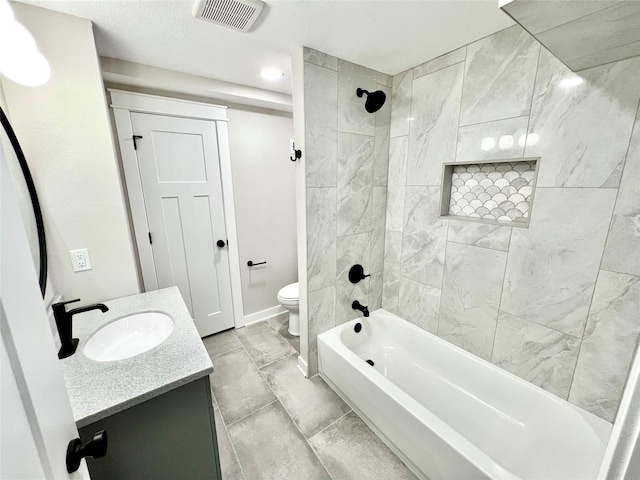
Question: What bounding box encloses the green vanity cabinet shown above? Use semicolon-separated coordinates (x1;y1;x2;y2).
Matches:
79;376;221;480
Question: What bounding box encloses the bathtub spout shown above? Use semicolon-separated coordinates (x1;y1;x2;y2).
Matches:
352;300;369;317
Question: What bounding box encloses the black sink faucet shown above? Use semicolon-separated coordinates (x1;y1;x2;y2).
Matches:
53;299;109;359
352;300;369;318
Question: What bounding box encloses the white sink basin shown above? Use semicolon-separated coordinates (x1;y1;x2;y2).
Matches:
84;312;174;361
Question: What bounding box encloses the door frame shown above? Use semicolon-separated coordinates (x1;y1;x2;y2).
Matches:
1;144;91;479
109;89;245;328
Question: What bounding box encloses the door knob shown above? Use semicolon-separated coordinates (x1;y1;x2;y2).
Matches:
216;240;226;248
66;430;108;473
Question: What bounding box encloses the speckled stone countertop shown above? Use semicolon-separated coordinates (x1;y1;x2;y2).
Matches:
59;287;213;428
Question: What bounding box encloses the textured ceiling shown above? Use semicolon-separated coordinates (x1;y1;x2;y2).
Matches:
21;0;513;94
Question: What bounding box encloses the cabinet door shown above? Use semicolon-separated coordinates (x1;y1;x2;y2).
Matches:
80;377;221;480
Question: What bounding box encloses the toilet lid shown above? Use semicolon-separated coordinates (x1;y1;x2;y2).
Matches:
278;282;299;300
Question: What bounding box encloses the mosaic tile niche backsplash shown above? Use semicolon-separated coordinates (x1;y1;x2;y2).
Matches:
447;160;537;226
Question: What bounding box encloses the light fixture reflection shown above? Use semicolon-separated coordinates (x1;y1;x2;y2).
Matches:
480;137;495;151
499;135;514;150
517;133;541;149
518;134;526;148
0;1;50;87
1;50;50;86
260;67;284;81
559;76;584;88
0;20;37;55
0;0;13;28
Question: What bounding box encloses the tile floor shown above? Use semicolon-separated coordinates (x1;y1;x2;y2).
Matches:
204;315;417;480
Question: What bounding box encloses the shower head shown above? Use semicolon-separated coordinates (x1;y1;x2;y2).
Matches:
356;88;386;113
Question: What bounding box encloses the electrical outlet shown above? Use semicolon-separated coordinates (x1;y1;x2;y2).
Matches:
69;248;92;272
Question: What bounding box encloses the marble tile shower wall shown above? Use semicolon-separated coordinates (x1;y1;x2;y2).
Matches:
303;48;391;375
382;25;640;423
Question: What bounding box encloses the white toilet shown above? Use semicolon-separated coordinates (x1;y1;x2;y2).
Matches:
277;282;299;336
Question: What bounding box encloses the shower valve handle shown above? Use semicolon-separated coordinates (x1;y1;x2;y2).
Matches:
348;264;370;284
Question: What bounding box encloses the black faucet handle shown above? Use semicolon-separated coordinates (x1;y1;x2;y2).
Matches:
53;298;81;310
53;299;81;359
351;300;370;317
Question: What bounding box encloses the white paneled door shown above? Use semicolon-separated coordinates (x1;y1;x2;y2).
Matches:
131;112;234;336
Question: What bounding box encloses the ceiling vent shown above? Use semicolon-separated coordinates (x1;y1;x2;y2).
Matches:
192;0;265;32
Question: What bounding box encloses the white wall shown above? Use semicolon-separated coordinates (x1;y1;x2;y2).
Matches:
101;57;292;113
1;76;58;312
226;107;297;315
1;3;141;305
104;79;297;319
1;2;296;318
99;62;297;316
0;83;35;261
291;47;309;375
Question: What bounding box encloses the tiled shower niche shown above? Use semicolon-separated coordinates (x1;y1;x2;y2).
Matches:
440;158;540;227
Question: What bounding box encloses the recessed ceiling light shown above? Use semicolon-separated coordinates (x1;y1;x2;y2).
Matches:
261;68;284;81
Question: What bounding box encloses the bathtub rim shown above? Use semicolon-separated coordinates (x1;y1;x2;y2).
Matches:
322;309;611;434
318;315;521;480
318;308;612;480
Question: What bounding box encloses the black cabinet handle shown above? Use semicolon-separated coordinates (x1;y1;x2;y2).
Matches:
216;240;226;248
66;430;108;473
247;260;267;267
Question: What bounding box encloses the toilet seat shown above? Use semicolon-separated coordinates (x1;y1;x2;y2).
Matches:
277;282;299;303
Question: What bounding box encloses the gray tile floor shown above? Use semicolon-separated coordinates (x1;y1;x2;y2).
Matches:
204;317;417;480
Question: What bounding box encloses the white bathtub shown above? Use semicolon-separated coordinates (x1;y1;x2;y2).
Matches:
317;309;612;480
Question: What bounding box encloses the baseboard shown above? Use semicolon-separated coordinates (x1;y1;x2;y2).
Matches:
297;355;309;378
243;304;287;327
